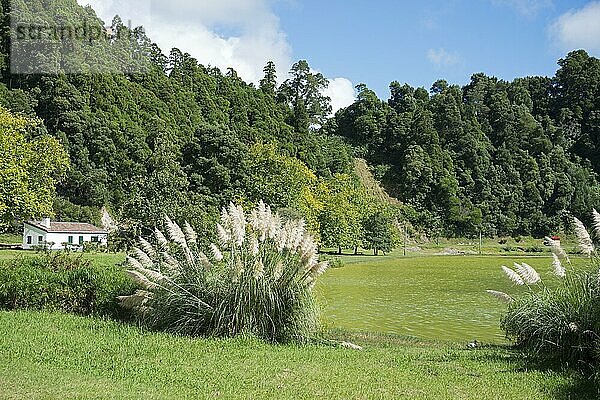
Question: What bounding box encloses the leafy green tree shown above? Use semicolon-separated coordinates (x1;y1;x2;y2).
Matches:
0;106;69;229
279;60;331;130
318;174;364;254
259;61;277;95
362;208;395;255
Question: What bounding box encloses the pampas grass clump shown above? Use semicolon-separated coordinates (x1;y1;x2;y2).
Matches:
118;201;328;343
488;213;600;364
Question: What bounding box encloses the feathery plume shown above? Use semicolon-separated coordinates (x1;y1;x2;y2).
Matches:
165;216;187;247
593;209;600;239
502;265;524;285
210;244;223;262
573;217;594;256
132;247;153;269
273;261;284;281
231;203;246;247
197;251;212;269
126;270;158;290
310;261;329;280
160;252;180;274
515;262;541;285
183;222;197;246
126;255;145;272
545;236;570;262
250;235;259;256
127;256;166;283
552;253;566;278
486;290;513;303
268;213;282;241
217;223;231;246
138;237;156;259
253;258;265;279
154;228;168;249
117;290;153;309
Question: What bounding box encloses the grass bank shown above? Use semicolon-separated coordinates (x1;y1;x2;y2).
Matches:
0;311;596;399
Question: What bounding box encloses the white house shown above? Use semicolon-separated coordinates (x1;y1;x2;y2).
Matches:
23;218;108;250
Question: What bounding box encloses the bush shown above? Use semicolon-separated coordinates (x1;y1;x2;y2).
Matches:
524;246;544;253
488;214;600;368
501;265;600;364
321;255;345;269
118;201;329;343
0;252;136;319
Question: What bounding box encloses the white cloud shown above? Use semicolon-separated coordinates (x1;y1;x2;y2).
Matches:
492;0;552;16
77;0;355;114
427;48;460;67
323;78;356;114
550;2;600;54
77;0;292;83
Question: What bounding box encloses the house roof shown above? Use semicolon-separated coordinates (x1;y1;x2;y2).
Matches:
26;221;108;234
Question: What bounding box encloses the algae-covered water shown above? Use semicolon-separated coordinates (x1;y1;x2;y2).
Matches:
318;255;555;343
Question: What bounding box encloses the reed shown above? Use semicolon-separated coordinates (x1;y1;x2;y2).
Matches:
118;201;328;342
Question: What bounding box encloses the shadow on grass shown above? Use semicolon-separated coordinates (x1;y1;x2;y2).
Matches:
488;346;599;400
324;329;599;399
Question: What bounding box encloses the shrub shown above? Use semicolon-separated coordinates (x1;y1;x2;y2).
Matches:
321;255;345;269
488;213;600;367
118;201;329;343
500;265;600;363
0;252;136;318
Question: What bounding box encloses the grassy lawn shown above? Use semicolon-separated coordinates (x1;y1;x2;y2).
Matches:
318;254;586;343
0;311;595;400
0;248;596;398
0;250;125;264
0;234;21;245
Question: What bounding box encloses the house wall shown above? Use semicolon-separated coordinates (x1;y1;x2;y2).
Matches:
45;233;108;250
23;224;108;250
22;225;47;250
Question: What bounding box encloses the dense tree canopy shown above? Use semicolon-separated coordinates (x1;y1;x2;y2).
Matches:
0;106;69;228
1;0;599;245
327;50;600;237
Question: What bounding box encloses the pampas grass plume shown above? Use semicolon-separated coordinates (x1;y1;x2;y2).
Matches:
502;265;524;285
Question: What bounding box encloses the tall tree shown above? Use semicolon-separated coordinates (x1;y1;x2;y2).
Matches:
279;60;332;130
0;106;69;229
259;61;277;95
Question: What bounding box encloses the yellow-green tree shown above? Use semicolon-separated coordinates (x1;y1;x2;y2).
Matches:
0;107;69;229
244;143;323;236
318;174;366;254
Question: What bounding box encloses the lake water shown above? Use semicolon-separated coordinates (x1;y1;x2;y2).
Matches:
318;255;554;343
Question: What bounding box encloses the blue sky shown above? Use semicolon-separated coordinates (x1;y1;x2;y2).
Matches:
274;0;597;97
80;0;600;110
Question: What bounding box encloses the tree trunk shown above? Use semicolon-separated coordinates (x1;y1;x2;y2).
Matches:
354;246;358;255
338;246;342;255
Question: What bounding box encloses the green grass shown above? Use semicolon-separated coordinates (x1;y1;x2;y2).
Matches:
0;311;596;400
317;255;587;343
0;250;125;264
0;249;582;343
0;234;21;245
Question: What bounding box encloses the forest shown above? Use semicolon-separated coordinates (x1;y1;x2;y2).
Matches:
1;0;600;248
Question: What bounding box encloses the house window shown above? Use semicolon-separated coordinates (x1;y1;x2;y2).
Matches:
27;236;32;244
79;236;84;245
68;236;73;244
91;236;99;243
38;236;43;243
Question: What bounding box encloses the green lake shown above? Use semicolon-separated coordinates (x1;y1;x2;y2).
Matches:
318;255;555;343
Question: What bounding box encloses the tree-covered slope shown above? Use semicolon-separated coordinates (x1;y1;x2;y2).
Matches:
326;51;600;237
0;0;352;239
1;0;599;241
